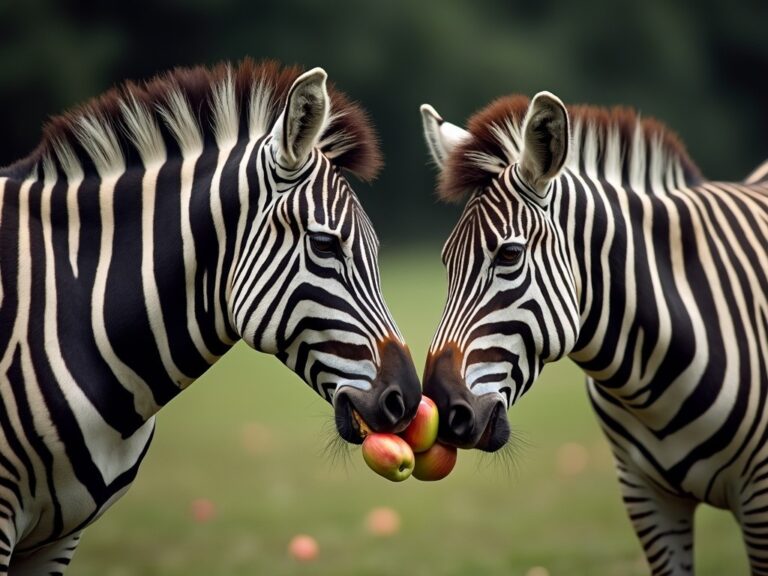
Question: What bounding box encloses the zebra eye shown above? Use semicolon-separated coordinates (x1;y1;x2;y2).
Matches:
308;232;339;257
494;243;524;266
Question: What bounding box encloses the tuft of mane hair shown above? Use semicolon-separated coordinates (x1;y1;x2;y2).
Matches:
439;95;703;202
5;58;382;182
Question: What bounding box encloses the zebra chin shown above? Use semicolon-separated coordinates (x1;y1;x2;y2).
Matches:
332;339;422;444
474;400;511;452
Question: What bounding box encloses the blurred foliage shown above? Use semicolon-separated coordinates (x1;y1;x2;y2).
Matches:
1;0;766;244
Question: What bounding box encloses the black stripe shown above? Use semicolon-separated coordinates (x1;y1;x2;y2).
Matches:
153;154;210;379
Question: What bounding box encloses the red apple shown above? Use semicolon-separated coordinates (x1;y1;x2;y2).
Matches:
190;498;216;523
365;506;401;536
362;433;415;482
412;442;457;481
288;534;319;561
399;395;439;453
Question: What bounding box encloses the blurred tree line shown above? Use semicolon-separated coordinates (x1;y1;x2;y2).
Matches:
1;0;766;244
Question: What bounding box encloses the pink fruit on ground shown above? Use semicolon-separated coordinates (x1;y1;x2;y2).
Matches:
555;442;589;477
365;506;401;536
362;433;415;482
288;534;319;561
412;442;457;481
399;395;439;453
190;498;216;523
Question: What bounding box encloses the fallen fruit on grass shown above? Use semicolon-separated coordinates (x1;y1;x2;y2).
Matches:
365;506;401;536
412;442;458;481
362;433;415;482
288;534;319;561
399;395;439;453
190;498;216;523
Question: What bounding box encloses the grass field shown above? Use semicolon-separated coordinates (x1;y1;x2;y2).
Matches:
74;246;749;575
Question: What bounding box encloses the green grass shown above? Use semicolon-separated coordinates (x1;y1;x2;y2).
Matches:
74;246;749;575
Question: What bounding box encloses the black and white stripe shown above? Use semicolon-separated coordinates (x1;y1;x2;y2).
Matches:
421;92;768;574
0;61;420;574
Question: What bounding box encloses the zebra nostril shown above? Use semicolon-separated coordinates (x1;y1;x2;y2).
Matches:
448;402;475;439
379;388;406;426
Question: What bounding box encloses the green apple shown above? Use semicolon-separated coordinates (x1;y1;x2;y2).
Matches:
362;433;415;482
412;442;457;481
399;395;439;453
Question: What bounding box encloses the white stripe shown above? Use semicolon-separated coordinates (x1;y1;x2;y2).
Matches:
178;151;218;365
140;160;193;387
745;159;768;185
209;144;237;345
0;179;34;373
50;137;85;278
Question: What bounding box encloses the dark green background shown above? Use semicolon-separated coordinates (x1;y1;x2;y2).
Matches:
1;0;766;244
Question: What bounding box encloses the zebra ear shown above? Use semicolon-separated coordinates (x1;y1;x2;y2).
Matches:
519;91;569;195
272;68;330;169
420;104;471;169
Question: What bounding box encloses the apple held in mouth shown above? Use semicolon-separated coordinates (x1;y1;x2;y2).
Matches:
412;442;458;481
361;433;415;482
357;395;457;482
399;396;439;453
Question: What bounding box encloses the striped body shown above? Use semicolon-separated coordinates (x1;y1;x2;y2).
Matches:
421;93;768;573
0;61;420;574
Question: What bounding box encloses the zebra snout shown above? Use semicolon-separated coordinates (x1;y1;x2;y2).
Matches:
332;339;421;443
438;394;509;452
424;345;510;451
370;338;422;430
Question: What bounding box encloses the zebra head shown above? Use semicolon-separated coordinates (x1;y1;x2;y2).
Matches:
420;92;580;451
231;69;421;443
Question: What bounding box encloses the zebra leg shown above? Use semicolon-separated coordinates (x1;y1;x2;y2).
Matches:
8;531;82;576
618;465;697;575
738;470;768;575
0;516;16;574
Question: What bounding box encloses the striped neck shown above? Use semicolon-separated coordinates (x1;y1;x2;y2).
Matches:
558;165;697;392
1;138;255;429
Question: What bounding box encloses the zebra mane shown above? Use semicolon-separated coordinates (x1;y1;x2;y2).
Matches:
439;95;703;202
16;58;382;182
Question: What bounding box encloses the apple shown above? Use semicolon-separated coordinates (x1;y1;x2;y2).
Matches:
190;498;216;523
362;433;415;482
288;534;319;561
365;506;401;536
399;395;439;453
412;442;458;481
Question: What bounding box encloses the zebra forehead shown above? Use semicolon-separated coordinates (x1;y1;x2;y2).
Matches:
303;175;377;244
439;94;702;203
28;58;382;182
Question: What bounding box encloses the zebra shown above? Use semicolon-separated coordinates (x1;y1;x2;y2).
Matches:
0;59;421;574
419;91;768;574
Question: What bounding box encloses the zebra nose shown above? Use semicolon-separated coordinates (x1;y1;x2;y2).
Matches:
447;401;475;439
378;386;406;426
